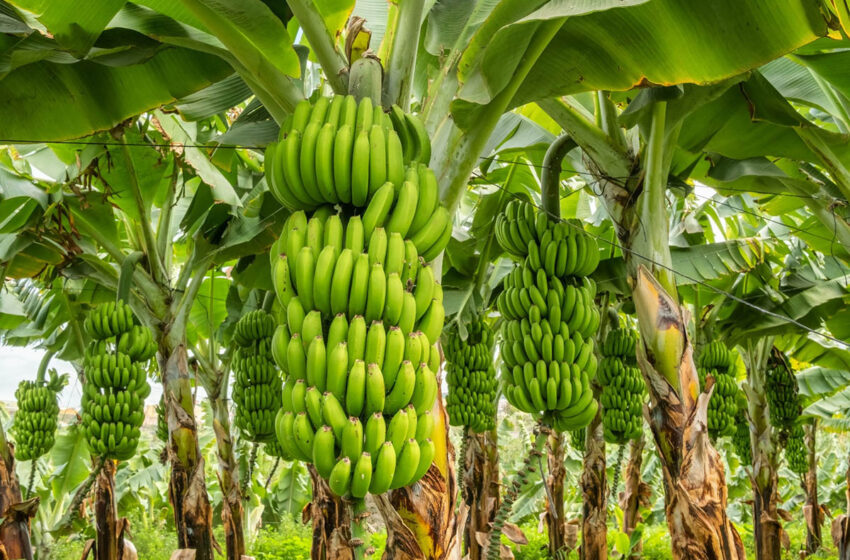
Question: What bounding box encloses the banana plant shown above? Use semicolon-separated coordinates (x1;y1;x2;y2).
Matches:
0;111;284;559
0;2;846;558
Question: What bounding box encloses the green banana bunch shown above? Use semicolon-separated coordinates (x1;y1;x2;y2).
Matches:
785;422;808;474
765;361;801;438
232;310;282;444
271;210;446;324
697;341;738;439
266;97;450;497
155;396;168;444
444;320;497;433
598;327;645;444
569;427;585;452
11;370;67;461
497;202;601;433
81;303;152;460
732;417;751;466
265;439;287;459
83;301;136;340
266;96;437;218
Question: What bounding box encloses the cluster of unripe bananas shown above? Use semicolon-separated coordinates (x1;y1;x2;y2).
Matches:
12;370;66;461
444;320;497;433
266;96;449;262
268;96;448;499
81;302;153;460
156;396;168;444
765;362;801;438
271;210;445;334
697;341;738;438
232;311;282;442
496;200;601;432
732;419;752;466
785;423;808;474
598;327;645;444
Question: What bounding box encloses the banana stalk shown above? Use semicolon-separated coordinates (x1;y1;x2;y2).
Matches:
580;407;607;560
485;427;549;560
620;435;646;558
742;338;782;560
160;344;216;560
93;460;122;560
804;419;823;555
462;429;501;560
0;423;34;560
544;433;567;559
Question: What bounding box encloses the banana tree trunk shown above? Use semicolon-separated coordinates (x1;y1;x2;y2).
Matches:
0;426;34;560
94;461;120;560
580;408;607;560
381;395;459;560
836;455;850;560
743;341;780;560
160;344;215;559
307;467;354;560
803;420;822;555
587;101;742;559
620;435;645;558
544;433;567;559
209;392;245;560
462;429;500;560
631;268;743;559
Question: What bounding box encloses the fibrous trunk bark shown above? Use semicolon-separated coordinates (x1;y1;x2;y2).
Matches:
161;345;215;559
589;100;742;559
836;454;850;559
307;467;354;560
544;433;566;559
632;268;744;560
580;407;607;560
620;435;645;558
382;395;459;560
803;420;822;556
744;342;780;560
209;392;244;560
94;461;122;560
462;429;500;560
0;430;34;560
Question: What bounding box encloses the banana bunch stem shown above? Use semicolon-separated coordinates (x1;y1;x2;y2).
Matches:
349;497;370;559
485;426;549;560
27;459;37;498
610;444;626;517
457;430;469;505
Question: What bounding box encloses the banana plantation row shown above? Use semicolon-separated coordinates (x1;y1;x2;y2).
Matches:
1;2;850;560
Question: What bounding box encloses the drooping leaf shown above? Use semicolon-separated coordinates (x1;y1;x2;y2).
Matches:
0;47;233;140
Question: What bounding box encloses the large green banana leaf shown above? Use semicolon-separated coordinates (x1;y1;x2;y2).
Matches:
452;0;830;128
593;238;767;294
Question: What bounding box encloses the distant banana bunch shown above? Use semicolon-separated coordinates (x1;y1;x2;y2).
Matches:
81;302;153;460
569;427;586;452
496;200;601;433
785;422;808;474
268;102;449;498
697;341;738;438
732;419;752;466
155;396;168;444
598;328;645;444
444;320;497;433
264;439;287;459
12;370;66;461
765;361;801;438
232;310;281;443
